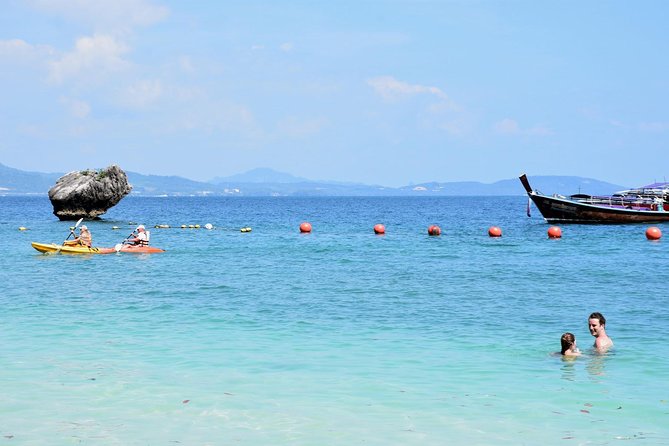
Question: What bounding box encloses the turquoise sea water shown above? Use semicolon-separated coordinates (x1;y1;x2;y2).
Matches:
1;195;668;445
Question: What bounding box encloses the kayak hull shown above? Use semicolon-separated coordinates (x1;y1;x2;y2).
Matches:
31;242;115;254
32;242;165;254
117;245;165;253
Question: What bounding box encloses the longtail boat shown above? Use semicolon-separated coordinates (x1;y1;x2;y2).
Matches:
519;174;669;223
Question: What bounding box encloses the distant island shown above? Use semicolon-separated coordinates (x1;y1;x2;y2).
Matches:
0;163;627;197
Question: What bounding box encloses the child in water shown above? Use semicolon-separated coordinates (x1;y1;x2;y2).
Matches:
560;332;581;357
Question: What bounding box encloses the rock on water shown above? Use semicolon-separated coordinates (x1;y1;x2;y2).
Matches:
48;165;132;220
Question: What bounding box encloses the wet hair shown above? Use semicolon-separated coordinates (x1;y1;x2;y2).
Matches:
560;332;575;355
589;312;606;326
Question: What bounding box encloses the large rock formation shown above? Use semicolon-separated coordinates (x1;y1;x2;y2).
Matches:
49;165;132;220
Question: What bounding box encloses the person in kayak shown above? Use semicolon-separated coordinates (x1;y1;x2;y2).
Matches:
127;225;150;246
65;225;92;247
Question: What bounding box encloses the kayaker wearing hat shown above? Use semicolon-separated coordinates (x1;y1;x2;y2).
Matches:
65;225;92;247
128;225;150;246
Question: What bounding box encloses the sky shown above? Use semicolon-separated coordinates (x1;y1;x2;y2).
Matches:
1;1;668;187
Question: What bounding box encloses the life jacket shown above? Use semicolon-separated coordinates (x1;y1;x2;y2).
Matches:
79;231;92;247
137;231;150;246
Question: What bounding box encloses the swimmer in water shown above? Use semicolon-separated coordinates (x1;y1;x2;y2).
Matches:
560;332;581;357
588;312;613;351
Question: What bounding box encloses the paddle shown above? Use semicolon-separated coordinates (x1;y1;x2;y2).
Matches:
56;218;84;254
115;230;137;252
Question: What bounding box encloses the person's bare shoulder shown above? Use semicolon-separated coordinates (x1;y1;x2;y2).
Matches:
595;337;613;351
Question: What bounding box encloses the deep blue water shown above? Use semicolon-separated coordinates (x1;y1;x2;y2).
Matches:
1;195;668;445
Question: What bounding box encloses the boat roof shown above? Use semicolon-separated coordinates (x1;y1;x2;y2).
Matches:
641;182;669;188
613;182;669;195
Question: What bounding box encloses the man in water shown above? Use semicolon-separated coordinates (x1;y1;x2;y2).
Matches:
588;312;613;351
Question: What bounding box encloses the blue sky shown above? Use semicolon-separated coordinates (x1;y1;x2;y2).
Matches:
1;1;668;187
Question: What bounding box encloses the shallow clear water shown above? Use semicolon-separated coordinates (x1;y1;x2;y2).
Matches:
1;196;668;445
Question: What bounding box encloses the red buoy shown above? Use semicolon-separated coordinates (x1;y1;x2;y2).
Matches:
374;224;385;235
427;225;441;236
488;226;502;237
299;222;312;233
646;226;662;240
547;226;562;238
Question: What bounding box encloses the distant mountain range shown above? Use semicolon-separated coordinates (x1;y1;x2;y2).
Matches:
210;167;311;184
0;163;627;197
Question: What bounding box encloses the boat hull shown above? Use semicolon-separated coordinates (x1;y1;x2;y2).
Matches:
32;242;165;254
117;245;165;253
31;242;115;254
519;174;669;223
527;194;669;223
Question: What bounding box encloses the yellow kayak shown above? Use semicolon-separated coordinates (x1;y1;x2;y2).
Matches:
31;242;115;255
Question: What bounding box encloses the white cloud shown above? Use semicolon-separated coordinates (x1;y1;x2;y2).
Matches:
5;2;169;88
48;34;130;84
117;79;163;108
368;76;463;133
280;42;294;52
494;118;553;136
60;96;91;118
494;118;519;134
367;76;451;102
0;39;34;55
0;38;54;62
26;0;168;33
179;56;195;73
